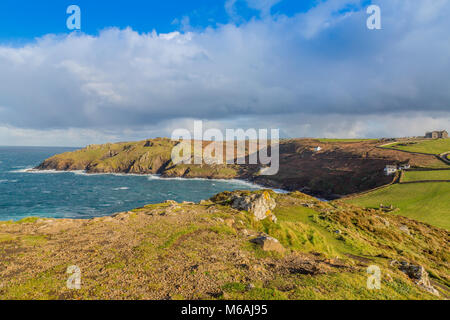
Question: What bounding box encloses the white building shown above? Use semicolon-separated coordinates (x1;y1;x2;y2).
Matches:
384;165;398;176
399;164;411;170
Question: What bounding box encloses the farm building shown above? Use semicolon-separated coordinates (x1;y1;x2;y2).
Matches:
384;163;411;175
399;163;411;170
384;165;398;176
425;130;448;139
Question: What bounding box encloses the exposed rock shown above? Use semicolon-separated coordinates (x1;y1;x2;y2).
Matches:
399;224;411;235
398;262;439;296
144;140;153;147
380;217;390;227
162;205;181;216
250;235;285;253
165;200;178;205
389;259;400;267
230;191;277;222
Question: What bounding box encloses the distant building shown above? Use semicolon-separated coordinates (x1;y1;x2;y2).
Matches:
384;163;410;175
425;130;448;139
384;165;398;176
314;146;322;152
399;163;411;170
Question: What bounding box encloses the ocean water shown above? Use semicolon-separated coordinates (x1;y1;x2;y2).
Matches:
0;146;260;221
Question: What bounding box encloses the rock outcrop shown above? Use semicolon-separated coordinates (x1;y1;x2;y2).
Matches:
250;235;285;253
230;191;277;222
396;261;440;296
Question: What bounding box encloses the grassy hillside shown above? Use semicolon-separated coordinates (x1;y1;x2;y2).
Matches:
318;138;378;143
345;183;450;230
36;138;449;198
385;139;450;155
0;191;448;300
401;170;450;182
36;138;241;179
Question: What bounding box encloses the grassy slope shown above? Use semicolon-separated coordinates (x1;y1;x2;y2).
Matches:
0;191;448;300
419;160;450;169
385;139;450;155
345;183;450;230
401;170;450;182
38;138;240;178
318;139;378;143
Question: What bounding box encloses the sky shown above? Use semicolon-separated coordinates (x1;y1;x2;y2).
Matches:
0;0;449;146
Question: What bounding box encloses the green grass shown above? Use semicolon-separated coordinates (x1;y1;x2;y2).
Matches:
0;234;47;245
16;217;41;224
401;170;450;182
318;138;378;143
285;272;436;300
346;183;450;230
421;160;450;169
2;190;448;300
158;225;199;250
385;139;450;155
0;234;15;242
220;271;436;300
2;265;67;300
273;206;360;257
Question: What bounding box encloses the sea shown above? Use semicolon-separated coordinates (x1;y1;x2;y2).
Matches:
0;146;261;221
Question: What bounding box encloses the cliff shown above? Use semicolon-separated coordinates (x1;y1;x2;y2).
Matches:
36;138;445;198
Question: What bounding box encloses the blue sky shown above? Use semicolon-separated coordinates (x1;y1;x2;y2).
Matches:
0;0;449;146
0;0;315;42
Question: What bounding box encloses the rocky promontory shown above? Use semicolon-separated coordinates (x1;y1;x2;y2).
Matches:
36;138;444;199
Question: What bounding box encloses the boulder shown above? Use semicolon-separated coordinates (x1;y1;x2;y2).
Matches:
231;191;277;222
398;262;439;296
250;235;285;253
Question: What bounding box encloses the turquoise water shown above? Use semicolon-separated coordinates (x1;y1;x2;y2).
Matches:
0;146;260;221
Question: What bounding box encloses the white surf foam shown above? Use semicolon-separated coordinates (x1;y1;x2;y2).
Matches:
13;168;289;193
10;168;70;174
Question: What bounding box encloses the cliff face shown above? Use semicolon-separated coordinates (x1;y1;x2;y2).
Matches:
37;138;176;174
36;138;444;198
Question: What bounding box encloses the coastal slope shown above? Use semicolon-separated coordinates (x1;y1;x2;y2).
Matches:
36;138;446;198
0;190;448;299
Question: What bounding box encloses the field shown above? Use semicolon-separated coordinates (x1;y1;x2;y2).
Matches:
401;170;450;183
318;138;378;143
345;183;450;230
384;139;450;155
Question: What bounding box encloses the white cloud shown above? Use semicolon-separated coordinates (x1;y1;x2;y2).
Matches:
0;0;449;146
